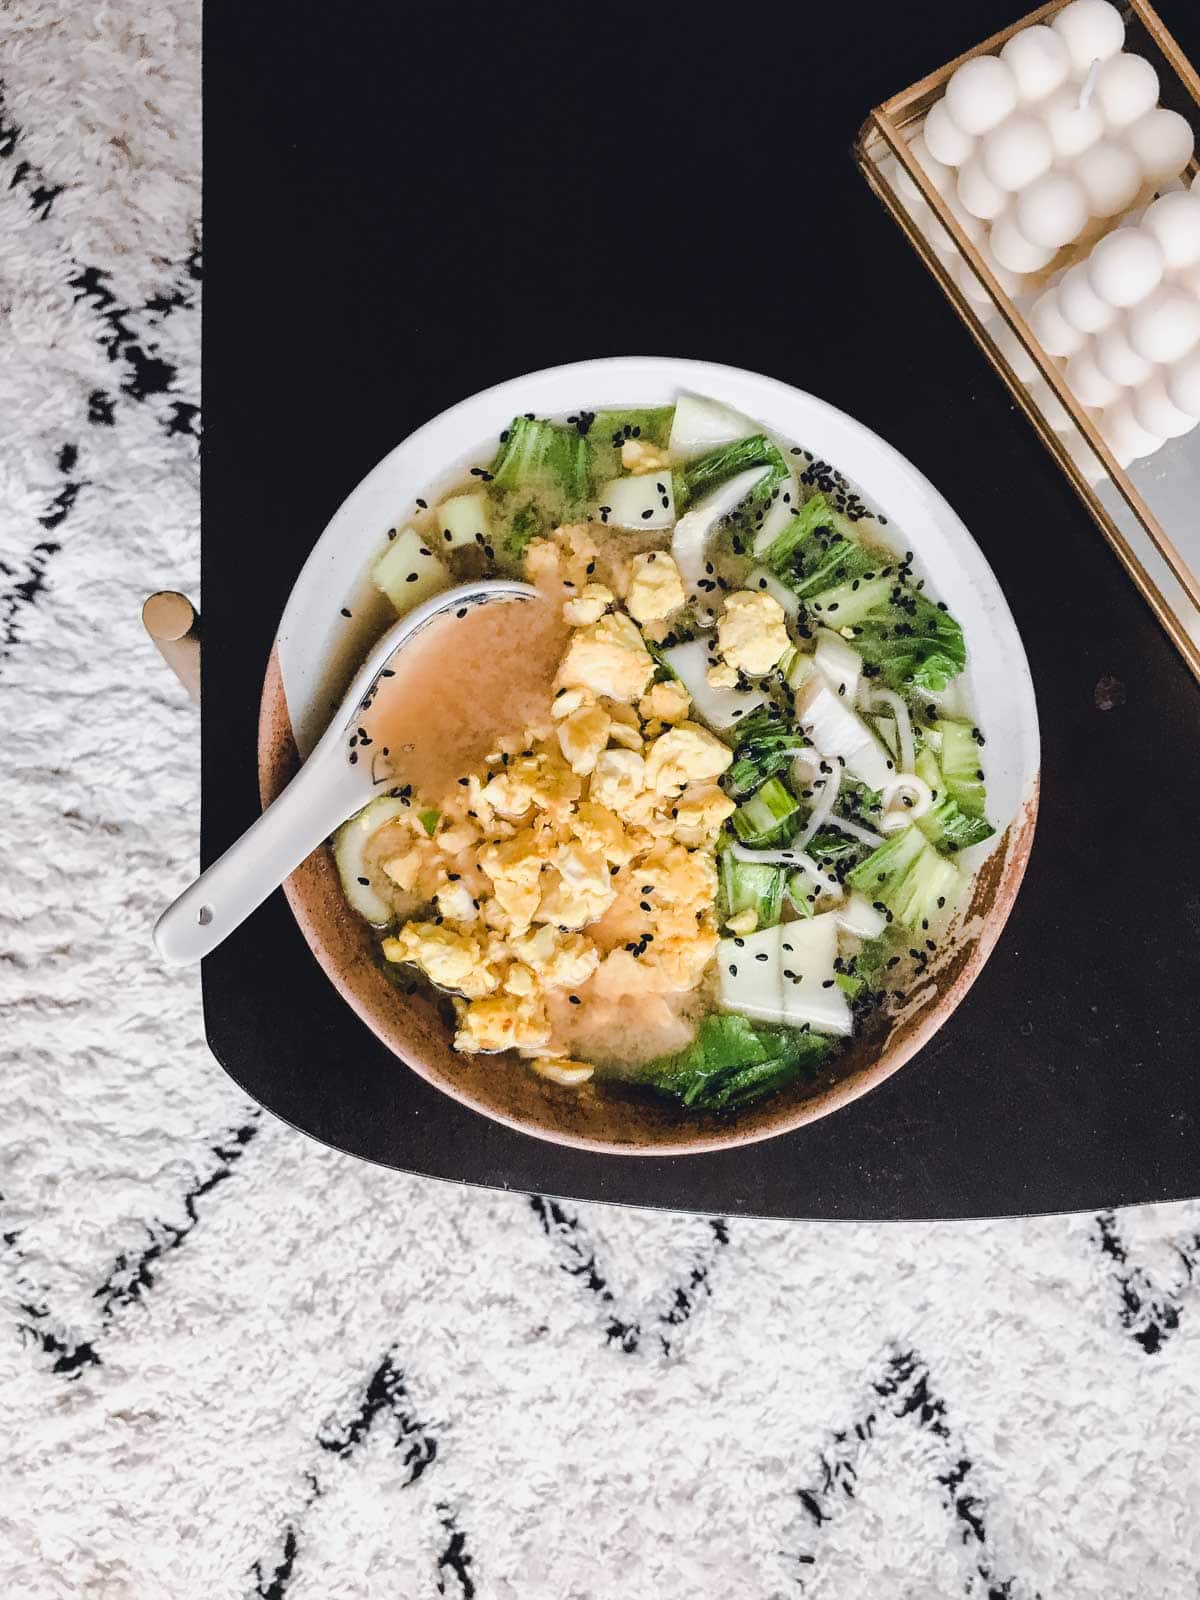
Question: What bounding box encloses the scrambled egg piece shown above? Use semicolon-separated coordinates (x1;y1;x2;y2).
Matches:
556;703;611;775
434;877;478;922
535;841;616;929
509;924;600;989
381;842;437;894
562;583;614;627
643;722;733;796
571;800;635;865
651;928;719;990
383;923;498;999
436;819;480;855
557;611;654;703
717;590;790;677
625;552;685;626
639;680;691;725
589;748;646;810
621;438;671;474
525;524;600;594
477;831;545;930
604;701;643;751
706;662;739;690
478;749;581;821
642;841;719;913
455;993;551;1055
672;782;737;847
551;686;594;721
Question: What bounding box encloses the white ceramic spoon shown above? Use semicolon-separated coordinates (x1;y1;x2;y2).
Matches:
154;579;540;965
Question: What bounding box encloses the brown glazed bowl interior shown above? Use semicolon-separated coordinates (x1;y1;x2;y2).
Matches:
257;358;1040;1156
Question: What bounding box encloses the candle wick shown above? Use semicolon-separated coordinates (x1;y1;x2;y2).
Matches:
1078;59;1099;112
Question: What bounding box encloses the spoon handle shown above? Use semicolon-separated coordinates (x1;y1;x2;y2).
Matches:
154;756;365;965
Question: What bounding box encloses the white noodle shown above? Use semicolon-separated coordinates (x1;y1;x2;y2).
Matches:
879;774;935;833
730;842;806;867
728;842;844;901
793;751;842;848
867;687;914;777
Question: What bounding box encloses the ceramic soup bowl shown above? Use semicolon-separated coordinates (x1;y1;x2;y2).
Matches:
258;357;1039;1154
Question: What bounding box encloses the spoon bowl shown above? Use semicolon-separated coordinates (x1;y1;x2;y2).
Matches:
154;579;538;965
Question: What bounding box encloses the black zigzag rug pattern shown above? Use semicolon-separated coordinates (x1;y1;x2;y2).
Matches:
0;75;200;669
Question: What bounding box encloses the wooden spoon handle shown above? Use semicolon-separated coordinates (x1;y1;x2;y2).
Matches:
143;591;201;704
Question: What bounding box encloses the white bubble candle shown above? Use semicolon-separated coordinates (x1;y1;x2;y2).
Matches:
901;0;1200;474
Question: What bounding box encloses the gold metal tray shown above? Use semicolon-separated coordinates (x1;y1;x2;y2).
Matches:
856;0;1200;680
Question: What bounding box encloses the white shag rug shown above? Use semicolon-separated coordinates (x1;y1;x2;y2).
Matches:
2;6;1200;1596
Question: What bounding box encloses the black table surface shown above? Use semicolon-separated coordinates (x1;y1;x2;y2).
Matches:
202;0;1200;1219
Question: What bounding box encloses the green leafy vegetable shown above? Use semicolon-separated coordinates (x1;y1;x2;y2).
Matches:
930;719;988;816
850;593;966;695
584;407;674;479
644;637;680;684
785;869;818;918
912;732;993;851
676;433;788;515
731;776;800;845
847;824;962;928
639;1013;831;1112
787;533;876;599
489;416;591;499
760;492;837;571
487;416;593;556
719;848;785;929
913;749;992;850
417;808;440;837
838;777;883;829
805;829;868;869
723;705;805;797
805;571;895;626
